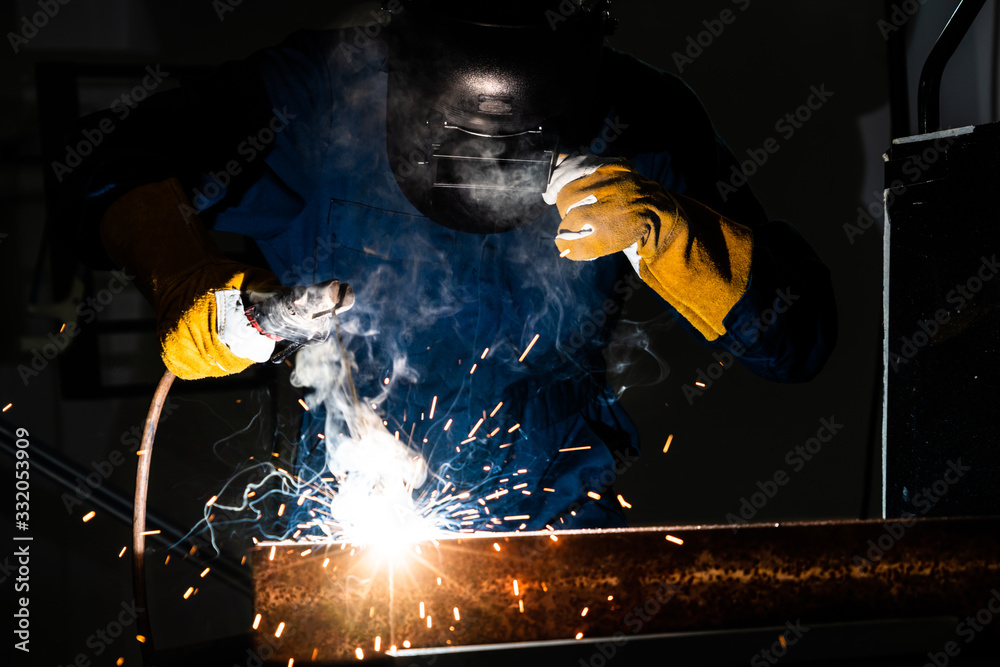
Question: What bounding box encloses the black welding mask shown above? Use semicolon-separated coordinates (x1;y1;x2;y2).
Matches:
384;0;616;234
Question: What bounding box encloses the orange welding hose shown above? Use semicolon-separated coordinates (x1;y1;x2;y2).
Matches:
133;369;176;667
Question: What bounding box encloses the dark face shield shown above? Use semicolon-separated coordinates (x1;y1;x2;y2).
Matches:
386;1;614;234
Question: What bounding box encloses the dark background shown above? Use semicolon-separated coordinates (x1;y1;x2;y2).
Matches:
1;1;997;665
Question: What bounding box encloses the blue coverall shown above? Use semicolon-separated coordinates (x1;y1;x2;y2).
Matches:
72;29;837;531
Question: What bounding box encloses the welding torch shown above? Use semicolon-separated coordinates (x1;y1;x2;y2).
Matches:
244;278;355;364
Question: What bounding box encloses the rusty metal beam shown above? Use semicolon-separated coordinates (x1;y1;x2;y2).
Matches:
251;517;1000;663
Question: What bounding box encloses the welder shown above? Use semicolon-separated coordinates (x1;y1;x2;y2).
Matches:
61;0;836;530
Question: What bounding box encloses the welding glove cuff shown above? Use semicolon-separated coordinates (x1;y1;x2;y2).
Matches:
547;158;754;340
99;177;282;379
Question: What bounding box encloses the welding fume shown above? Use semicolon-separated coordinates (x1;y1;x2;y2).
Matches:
61;0;836;544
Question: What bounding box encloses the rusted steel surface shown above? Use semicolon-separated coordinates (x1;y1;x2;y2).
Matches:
251;517;1000;663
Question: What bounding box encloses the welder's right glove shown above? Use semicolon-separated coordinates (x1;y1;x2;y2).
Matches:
100;177;283;380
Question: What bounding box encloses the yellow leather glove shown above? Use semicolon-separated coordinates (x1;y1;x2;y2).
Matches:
100;178;283;379
544;156;753;341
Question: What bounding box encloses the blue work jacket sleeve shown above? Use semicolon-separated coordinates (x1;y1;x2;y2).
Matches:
598;49;837;383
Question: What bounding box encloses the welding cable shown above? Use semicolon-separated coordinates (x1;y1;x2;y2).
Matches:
133;369;176;667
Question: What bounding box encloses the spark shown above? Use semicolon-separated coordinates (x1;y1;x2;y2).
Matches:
355;648;364;660
403;641;411;648
300;549;312;557
136;450;146;456
183;587;194;600
493;543;501;552
617;494;632;508
429;396;438;419
469;363;477;374
779;635;787;649
419;602;425;618
253;614;261;629
275;622;285;638
427;615;433;628
454;607;461;621
663;434;674;453
116;658;124;666
2;403;11;412
518;599;525;613
504;514;529;521
468;417;485;438
437;577;442;586
322;558;330;568
559;446;591;452
117;546;127;558
460;437;476;445
383;377;390;385
60;323;66;333
297;398;310;411
512;579;520;596
82;511;96;523
288;660;294;667
508;423;521;433
575;632;583;640
608;595;614;601
665;534;684;545
581;607;589;617
277;504;285;517
444;418;453;431
481;348;490;359
560;248;572;258
206;495;218;507
136;635;146;644
269;546;276;561
518;334;540;362
587;491;601;500
543;488;555;492
550;534;558;541
490;401;503;417
200;567;210;578
374;636;381;651
695;381;706;388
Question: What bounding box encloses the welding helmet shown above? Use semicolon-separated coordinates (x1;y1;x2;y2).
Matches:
384;0;617;234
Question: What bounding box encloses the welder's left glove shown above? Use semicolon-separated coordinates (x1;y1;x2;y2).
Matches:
544;156;754;341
